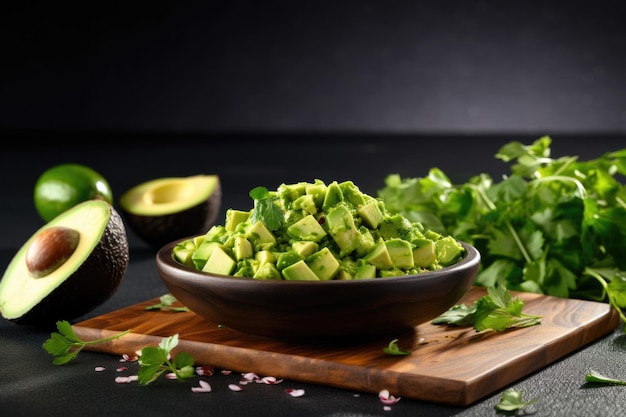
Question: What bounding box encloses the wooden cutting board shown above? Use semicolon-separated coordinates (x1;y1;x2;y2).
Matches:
73;286;620;406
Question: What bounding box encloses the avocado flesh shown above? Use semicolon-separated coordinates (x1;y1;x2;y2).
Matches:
119;175;221;250
0;200;129;326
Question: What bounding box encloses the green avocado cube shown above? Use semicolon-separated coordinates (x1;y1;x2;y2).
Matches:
255;250;275;266
413;239;436;268
325;204;360;256
202;246;236;275
363;239;393;269
292;194;318;215
339;181;366;206
225;209;251;232
247;221;276;249
356;226;376;257
385;238;414;269
233;236;253;260
306;247;340;281
305;180;327;208
322;181;344;211
253;262;282;280
357;199;384;229
191;241;220;270
282;260;320;281
354;263;377;279
287;214;327;242
276;251;303;271
435;236;465;266
292;241;319;257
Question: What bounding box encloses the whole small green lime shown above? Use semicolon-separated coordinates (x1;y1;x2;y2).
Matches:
34;163;113;222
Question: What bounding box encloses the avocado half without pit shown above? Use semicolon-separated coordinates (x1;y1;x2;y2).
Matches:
0;200;129;326
119;175;222;250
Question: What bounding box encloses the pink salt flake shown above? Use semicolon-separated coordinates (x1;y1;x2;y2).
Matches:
259;376;283;385
241;372;259;381
196;365;215;376
285;388;305;397
115;376;133;384
116;367;128;372
383;406;392;411
94;366;105;372
378;389;401;405
221;370;232;375
165;372;177;380
228;384;243;391
191;380;212;393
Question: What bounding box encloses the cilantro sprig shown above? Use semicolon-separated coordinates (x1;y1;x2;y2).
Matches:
432;285;542;332
145;293;190;312
137;334;195;385
584;370;626;386
379;136;626;330
249;186;285;231
43;320;130;365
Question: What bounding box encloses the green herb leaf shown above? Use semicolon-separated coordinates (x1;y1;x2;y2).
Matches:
137;334;195;385
379;136;626;330
585;370;626;385
145;293;190;312
249;186;285;231
43;320;130;365
432;285;542;332
495;388;537;413
382;339;410;356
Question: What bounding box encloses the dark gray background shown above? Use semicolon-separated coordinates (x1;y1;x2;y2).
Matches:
2;0;625;135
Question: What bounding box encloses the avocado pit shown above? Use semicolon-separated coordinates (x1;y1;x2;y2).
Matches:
26;226;80;278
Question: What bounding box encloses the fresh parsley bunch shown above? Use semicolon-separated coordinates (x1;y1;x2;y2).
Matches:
379;136;626;327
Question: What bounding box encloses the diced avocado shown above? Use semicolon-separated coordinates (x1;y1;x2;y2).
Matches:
322;181;344;211
412;239;437;268
253;262;282;279
276;251;303;270
233;236;253;260
385;238;414;269
325;204;360;256
282;260;320;281
306;247;340;280
292;194;318;215
191;240;220;270
363;239;393;269
202;245;236;275
335;269;353;280
354;263;377;279
246;221;276;249
287;214;327;242
225;209;250;232
255;250;275;266
305;180;327;208
357;199;384;229
173;247;195;268
435;236;465;266
380;268;406;278
339;181;366;206
277;182;307;204
379;213;413;240
204;225;227;241
292;241;318;257
192;235;206;247
355;226;376;257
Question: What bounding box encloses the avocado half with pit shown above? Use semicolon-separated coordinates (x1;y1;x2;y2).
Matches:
119;175;222;250
0;199;129;326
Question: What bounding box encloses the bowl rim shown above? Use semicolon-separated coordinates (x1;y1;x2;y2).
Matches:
156;236;481;286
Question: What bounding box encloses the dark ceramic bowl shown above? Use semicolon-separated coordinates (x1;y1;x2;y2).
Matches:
156;238;480;344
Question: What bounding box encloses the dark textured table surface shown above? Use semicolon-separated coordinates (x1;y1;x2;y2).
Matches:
1;134;626;417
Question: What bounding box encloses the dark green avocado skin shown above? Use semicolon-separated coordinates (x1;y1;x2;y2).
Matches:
122;185;222;251
11;206;129;327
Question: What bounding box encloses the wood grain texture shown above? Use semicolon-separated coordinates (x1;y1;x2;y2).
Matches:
73;286;620;406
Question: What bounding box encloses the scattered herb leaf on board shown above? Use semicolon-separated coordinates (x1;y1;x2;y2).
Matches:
495;388;537;413
145;293;190;312
383;338;410;355
43;320;130;365
379;136;626;329
432;285;541;331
